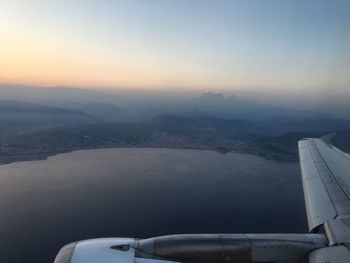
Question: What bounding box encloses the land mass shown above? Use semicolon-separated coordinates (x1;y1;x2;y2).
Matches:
1;99;350;165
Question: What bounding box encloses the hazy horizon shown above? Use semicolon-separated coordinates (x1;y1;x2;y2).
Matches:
1;82;349;119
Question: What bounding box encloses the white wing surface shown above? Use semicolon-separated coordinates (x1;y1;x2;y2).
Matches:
299;138;350;262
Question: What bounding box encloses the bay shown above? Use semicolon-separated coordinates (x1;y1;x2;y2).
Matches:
0;148;307;263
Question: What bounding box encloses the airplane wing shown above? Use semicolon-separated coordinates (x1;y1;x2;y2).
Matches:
299;138;350;262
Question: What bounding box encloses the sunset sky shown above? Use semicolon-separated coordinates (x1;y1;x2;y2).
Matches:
0;0;349;91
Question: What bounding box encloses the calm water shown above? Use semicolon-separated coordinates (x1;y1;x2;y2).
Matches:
0;148;307;263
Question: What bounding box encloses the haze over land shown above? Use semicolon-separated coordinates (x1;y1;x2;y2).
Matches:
1;83;350;164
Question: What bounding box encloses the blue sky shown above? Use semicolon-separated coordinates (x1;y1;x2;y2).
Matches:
0;0;349;92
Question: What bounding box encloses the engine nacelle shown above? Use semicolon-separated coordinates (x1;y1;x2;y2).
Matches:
54;234;326;263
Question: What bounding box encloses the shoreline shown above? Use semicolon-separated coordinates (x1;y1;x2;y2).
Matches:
0;145;298;166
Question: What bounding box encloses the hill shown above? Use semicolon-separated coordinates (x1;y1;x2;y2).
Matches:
0;100;101;135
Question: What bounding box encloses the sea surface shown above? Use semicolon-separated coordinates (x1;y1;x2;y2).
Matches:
0;148;307;263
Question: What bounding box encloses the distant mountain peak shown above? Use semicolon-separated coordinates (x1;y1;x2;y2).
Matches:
196;91;238;109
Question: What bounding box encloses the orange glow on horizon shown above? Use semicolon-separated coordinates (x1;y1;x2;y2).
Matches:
1;1;349;92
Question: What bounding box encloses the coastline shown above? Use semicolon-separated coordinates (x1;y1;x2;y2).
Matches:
0;144;298;165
